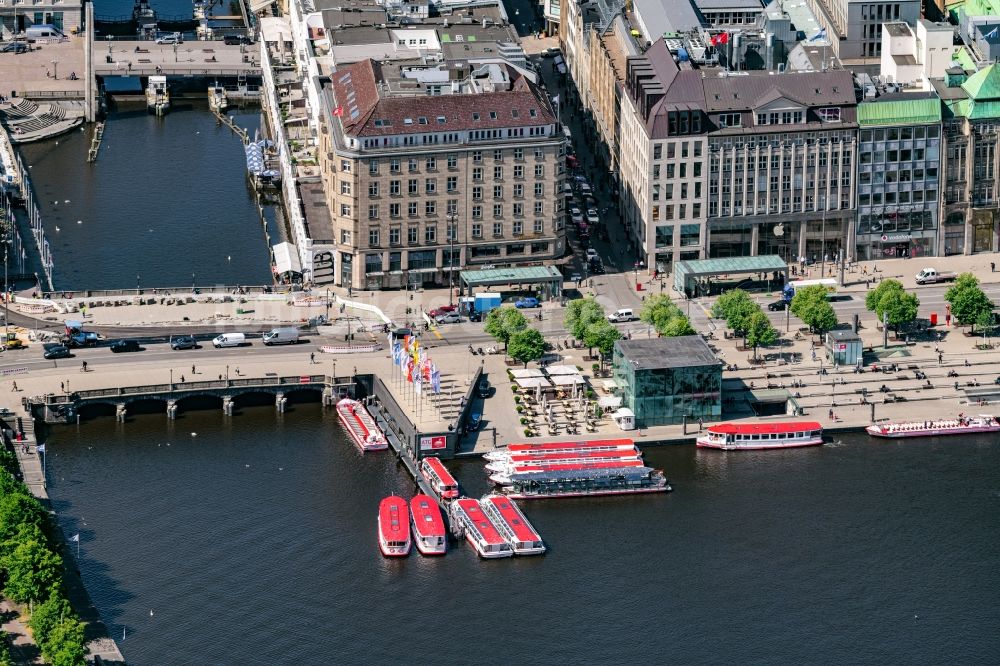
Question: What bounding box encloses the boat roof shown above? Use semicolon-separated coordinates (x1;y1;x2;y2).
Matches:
707;421;822;435
421;456;458;485
507;465;659;483
455;498;505;544
410;495;445;536
506;438;635;452
513;460;645;473
379;496;409;539
484;497;540;541
507;449;639;462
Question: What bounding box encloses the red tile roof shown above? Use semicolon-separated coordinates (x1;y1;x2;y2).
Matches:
328;59;556;137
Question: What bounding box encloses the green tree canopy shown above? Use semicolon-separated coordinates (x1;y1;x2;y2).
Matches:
29;590;74;647
864;279;905;314
944;272;980;303
582;319;622;357
508;328;547;367
484;306;528;350
661;315;696;337
40;617;86;666
1;533;63;604
745;310;779;359
563;297;606;341
865;279;919;330
949;283;994;332
710;289;754;321
790;284;831;317
797;298;838;337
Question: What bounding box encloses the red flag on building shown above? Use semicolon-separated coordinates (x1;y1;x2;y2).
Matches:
711;32;729;46
333;106;344;116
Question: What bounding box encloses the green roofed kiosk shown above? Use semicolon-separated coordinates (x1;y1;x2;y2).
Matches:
673;255;789;298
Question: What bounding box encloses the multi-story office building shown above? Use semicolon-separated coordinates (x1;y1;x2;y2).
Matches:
620;39;858;274
0;0;82;33
806;0;919;60
855;93;942;260
935;64;1000;255
318;58;567;290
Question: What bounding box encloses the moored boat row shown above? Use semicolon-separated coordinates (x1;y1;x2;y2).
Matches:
865;414;1000;438
451;498;513;558
479;495;545;555
378;494;447;557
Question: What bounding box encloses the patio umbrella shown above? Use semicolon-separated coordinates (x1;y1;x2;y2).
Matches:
535;383;541;403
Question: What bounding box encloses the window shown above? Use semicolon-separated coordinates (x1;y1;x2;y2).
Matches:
534;183;544;197
534;165;544;178
389;227;401;244
493;204;503;219
368;204;379;220
369;228;380;246
514;148;524;160
447;200;458;215
340;181;352;195
472;205;483;219
534;220;544;234
408;179;418;195
408;159;418;173
390;180;400;196
369;160;379;175
368;182;379;197
390;159;401;174
473;167;483;181
389;203;401;218
425;226;437;243
817;107;841;122
513;203;523;217
534;201;544;214
654;144;662;159
340;230;351;245
447;155;458;169
534;148;544;159
494;149;503;161
718;113;741;127
340;204;351;217
493;222;503;236
425;178;436;194
473;186;483;201
447;176;458;192
493;185;503;199
667;143;676;159
340;160;352;172
408;226;418;244
426;157;436;171
513;220;523;235
472;151;483;163
425;201;437;216
472;223;483;238
513;184;524;198
494;166;503;180
514;165;524;179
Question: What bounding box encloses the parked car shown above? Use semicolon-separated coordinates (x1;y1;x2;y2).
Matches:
110;339;142;353
155;33;181;45
768;300;790;311
42;343;71;359
478;378;491;398
435;312;462;324
170;335;197;350
515;297;540;308
540;47;560;58
428;305;456;318
212;332;246;348
579;183;593;196
591;260;606;275
587;209;600;225
569;272;582;283
468;310;482;323
1;42;29;54
570;207;584;224
586;248;599;260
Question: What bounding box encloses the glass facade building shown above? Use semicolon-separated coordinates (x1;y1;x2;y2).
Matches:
612;338;723;427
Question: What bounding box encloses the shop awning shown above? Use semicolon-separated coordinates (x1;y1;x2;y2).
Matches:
511;369;545;379
602;379;619;391
550;375;585;386
515;377;552;388
272;242;302;275
598;396;622;408
545;365;579;375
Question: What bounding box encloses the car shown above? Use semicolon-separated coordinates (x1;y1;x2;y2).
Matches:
570;207;584;224
591;260;606;275
468;310;483;323
569;272;582;283
515;297;540;308
540;47;560;58
42;343;72;359
170;335;197;350
587;209;600;225
586;248;599;260
579;183;593;196
1;42;29;54
110;339;142;353
435;312;462;324
478;378;491;398
768;300;790;311
155;33;181;45
428;305;456;318
3;338;23;350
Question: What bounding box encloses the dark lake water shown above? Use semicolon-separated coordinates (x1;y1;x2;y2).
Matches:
18;106;276;290
43;407;1000;665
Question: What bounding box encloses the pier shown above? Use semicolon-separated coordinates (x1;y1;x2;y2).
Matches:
87;121;106;162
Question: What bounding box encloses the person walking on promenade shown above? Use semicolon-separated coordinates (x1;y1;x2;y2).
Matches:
180;375;185;383
191;365;196;375
81;361;88;372
10;381;16;392
310;352;315;364
992;262;996;273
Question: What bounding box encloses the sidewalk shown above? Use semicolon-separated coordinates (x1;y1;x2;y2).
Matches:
0;600;42;664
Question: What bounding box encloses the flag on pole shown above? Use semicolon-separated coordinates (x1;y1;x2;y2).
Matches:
986;27;999;39
711;32;729;46
70;534;80;543
431;365;441;394
414;372;422;396
405;357;414;383
36;444;45;454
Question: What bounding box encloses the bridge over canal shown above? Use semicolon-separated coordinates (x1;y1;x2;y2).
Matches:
26;373;357;423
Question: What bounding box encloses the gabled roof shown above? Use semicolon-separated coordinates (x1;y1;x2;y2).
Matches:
702;70;856;112
961;63;1000;101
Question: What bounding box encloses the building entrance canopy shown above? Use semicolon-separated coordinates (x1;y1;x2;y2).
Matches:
459;265;563;300
673;255;788;297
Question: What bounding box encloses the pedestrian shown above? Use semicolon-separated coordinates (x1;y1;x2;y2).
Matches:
218;374;223;380
938;352;943;364
310;352;315;364
828;408;834;420
191;365;196;375
81;361;88;372
10;381;16;392
993;262;996;273
180;375;185;383
235;367;240;376
60;382;65;392
698;418;703;431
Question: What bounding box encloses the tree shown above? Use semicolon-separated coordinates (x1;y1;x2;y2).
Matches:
1;534;63;604
790;284;831;317
797;298;838;338
660;315;696;337
508;328;546;367
865;279;919;332
950;284;994;332
944;272;980;304
484;306;528;350
582;319;621;360
975;309;995;341
564;297;605;342
710;289;753;321
29;591;74;647
40;618;86;666
745;310;779;360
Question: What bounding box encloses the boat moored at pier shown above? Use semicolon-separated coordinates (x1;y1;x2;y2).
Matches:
492;465;670;500
489;460;647;486
336;398;388;452
483;438;636;461
145;76;170;116
479;495;545;555
378;496;411;557
865;415;1000;439
419;457;459;499
696;422;824;450
410;495;446;556
450;498;512;558
484;449;641;473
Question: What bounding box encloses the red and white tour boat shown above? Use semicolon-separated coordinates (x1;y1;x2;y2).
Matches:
480;495;545;555
419;456;460;499
696;421;824;450
484;449;641;473
450;498;512;558
377;496;411;557
865;414;1000;439
488;459;646;486
483;438;636;461
337;398;389;452
409;495;447;556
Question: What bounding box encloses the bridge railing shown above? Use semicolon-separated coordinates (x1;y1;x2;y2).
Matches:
65;375;332;399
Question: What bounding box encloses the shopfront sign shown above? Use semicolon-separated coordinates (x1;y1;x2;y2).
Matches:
420;435;447;451
879;234;912;242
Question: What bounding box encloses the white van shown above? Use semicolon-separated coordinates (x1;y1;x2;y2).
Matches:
212;332;246;348
25;24;63;40
607;308;636;323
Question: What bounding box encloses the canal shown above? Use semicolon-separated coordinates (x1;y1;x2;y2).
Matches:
43;409;1000;665
18;104;278;290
